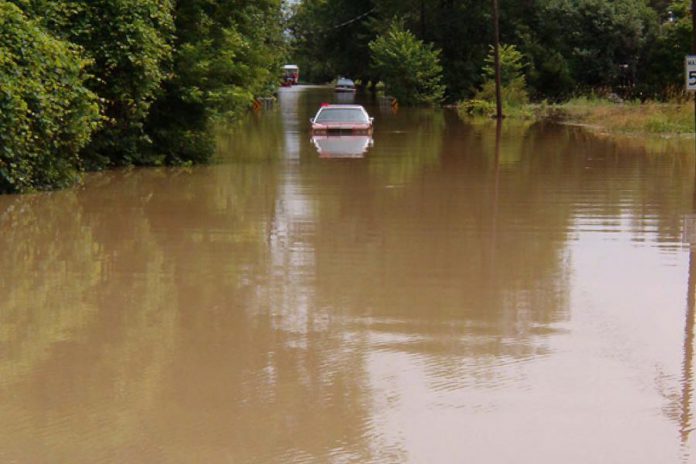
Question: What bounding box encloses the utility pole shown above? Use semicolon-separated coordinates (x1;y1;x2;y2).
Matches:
492;0;503;120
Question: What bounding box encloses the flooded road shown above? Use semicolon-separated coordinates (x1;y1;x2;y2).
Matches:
2;85;696;463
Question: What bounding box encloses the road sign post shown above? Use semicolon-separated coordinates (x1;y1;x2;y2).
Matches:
687;56;696;91
688;55;696;134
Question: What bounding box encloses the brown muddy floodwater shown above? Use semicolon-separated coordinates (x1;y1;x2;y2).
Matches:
3;86;696;463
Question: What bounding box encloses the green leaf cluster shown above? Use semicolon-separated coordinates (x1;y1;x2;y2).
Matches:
368;22;445;106
475;44;529;108
1;0;287;194
146;0;287;164
290;0;685;101
638;0;692;97
0;2;99;193
13;0;176;168
288;0;375;84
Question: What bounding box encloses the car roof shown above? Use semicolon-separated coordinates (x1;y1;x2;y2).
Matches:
318;105;365;110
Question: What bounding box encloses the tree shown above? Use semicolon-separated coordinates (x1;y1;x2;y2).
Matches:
288;0;376;84
476;44;529;106
535;0;657;92
12;0;175;168
146;0;287;164
291;0;669;101
369;22;445;105
639;0;692;97
0;2;99;193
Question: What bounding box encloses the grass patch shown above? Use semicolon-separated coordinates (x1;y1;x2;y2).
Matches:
458;96;696;136
551;98;692;133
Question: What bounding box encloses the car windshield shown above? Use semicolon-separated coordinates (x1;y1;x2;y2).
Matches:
337;79;354;87
315;108;367;123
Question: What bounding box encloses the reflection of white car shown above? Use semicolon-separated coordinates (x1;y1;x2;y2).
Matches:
311;135;374;158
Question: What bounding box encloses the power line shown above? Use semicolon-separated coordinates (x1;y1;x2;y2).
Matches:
327;7;375;31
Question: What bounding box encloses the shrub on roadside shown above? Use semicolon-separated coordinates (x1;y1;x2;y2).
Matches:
459;44;530;119
0;2;99;193
476;44;529;107
369;22;445;106
145;0;287;165
458;99;496;118
12;0;175;168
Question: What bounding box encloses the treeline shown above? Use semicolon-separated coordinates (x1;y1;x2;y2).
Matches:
0;0;285;194
289;0;692;103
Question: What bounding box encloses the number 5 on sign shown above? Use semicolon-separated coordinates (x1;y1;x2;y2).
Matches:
686;55;696;90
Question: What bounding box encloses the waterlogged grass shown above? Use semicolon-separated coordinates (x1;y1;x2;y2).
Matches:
550;98;693;135
458;97;696;136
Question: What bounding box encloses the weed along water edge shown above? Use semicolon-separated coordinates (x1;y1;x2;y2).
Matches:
1;85;696;463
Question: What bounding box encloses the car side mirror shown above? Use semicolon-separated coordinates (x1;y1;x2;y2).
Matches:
309;118;314;124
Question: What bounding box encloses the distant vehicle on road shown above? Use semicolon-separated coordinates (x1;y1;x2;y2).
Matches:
310;104;373;134
335;77;356;93
282;65;299;87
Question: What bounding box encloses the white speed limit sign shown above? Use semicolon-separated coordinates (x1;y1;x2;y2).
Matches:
687;55;696;91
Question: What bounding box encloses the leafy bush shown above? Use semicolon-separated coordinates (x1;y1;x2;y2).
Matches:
458;99;496;118
146;0;287;164
638;0;691;98
476;44;529;107
537;0;657;91
475;79;530;107
369;22;445;106
13;0;175;168
0;2;99;193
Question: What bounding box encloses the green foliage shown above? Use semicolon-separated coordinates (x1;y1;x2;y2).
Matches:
0;0;287;195
0;2;99;193
146;0;287;164
475;78;530;107
525;49;575;101
458;99;496;118
288;0;375;84
533;0;657;92
639;0;692;97
471;44;529;109
13;0;175;168
291;0;674;100
481;44;526;86
369;22;445;106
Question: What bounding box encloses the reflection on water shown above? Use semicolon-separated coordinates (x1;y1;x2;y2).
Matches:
334;91;356;104
311;134;373;158
1;85;696;463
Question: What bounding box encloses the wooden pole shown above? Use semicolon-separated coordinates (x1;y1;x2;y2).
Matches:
492;0;503;120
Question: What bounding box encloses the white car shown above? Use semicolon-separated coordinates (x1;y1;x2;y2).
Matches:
310;104;373;134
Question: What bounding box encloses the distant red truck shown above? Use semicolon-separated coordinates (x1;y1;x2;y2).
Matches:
282;64;299;87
